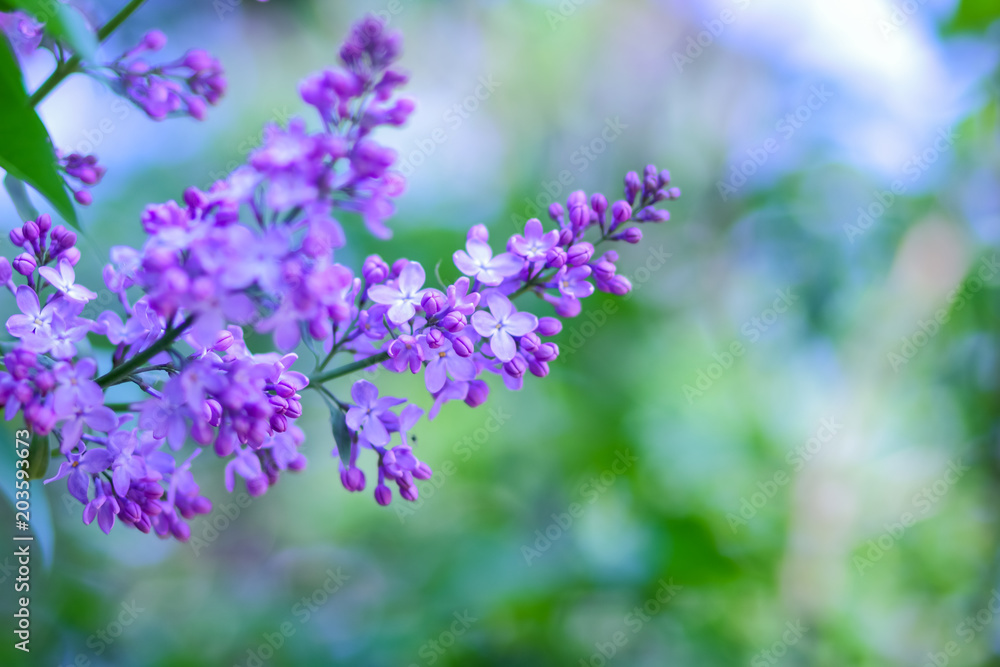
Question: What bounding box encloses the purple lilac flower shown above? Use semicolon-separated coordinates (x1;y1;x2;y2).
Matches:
367;261;428;324
38;259;97;303
509;218;560;262
471;293;538;362
453;237;524;286
1;13;682;529
345;379;404;446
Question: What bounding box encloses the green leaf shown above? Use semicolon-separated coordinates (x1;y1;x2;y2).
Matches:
331;409;354;466
9;0;98;61
945;0;1000;33
4;173;38;221
0;36;78;228
27;434;49;481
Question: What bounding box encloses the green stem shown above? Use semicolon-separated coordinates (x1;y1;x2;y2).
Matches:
309;351;390;386
28;0;149;107
96;316;193;388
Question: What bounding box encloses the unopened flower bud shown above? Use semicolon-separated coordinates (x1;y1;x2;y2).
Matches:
535;342;560;362
143;29;167;51
537;317;562;336
363;254;389;284
453;335;474;357
503;356;527;379
590;193;608;217
464;379;489;407
545;246;567;269
439;311;465;333
12;253;36;276
624;171;641;204
519;332;540;353
548;202;565;223
426;328;445;348
421;290;445;316
567;242;594;267
21;221;38;241
620;227;642;244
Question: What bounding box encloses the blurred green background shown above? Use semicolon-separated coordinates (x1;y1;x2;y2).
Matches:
2;0;1000;665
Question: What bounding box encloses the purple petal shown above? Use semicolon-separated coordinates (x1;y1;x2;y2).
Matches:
112;465;130;497
345;407;365;431
83;406;118;433
14;285;39;316
273;320;301;351
504;312;538;337
363;416;390;446
524;218;543;240
67;469;90;504
97;503;116;534
488;252;525;277
399;404;423;431
367;284;401;305
445;355;477;381
6;314;36;337
487;292;512;320
491;330;516;362
80;448;114;473
60;419;83;451
452;250;480;277
471;311;498;337
424;359;447;393
466;239;493;263
37;265;64;289
351;379;379;407
387;301;416;324
397;261;425;293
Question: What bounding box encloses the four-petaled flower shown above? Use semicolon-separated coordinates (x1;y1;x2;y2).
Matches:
509;218;559;262
38;259;97;302
471;292;538;362
453;238;524;286
346;379;405;446
553;265;595;299
368;261;428;324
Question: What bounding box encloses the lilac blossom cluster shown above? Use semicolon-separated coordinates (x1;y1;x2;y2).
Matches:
104;29;226;121
1;7;227;210
1;15;680;541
